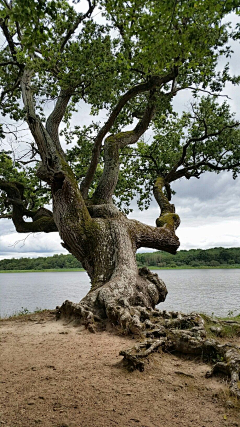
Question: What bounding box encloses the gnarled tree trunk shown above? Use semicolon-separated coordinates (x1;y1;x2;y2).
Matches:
56;202;178;334
14;68;180;333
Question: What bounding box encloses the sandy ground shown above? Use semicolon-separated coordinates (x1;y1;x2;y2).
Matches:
0;311;239;427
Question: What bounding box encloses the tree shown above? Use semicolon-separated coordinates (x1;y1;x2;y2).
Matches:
0;0;240;395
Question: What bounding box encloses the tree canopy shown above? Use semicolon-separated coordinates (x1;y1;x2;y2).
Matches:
0;0;240;223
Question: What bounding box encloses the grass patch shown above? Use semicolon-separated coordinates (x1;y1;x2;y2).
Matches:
0;307;49;320
201;312;240;339
218;313;240;322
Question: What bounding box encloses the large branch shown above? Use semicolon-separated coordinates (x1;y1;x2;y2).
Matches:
124;177;180;255
12;206;58;233
46;88;73;156
165;160;239;183
21;70;93;244
0;180;58;233
0;16;96;246
153;177;180;231
20;68;63;182
80;70;178;199
128;219;180;254
0;18;21;66
91;92;157;204
205;160;240;171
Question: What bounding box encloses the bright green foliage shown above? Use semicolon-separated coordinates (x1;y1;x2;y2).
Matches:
0;0;238;114
102;0;234;86
161;97;240;176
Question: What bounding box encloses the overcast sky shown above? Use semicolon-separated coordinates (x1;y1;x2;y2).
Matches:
0;11;239;260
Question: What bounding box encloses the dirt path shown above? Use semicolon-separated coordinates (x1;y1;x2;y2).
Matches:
0;311;239;427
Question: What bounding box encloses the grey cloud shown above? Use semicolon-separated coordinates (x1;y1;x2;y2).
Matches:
0;230;67;259
172;172;239;213
0;219;16;236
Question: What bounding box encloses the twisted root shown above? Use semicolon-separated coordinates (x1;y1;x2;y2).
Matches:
120;311;240;399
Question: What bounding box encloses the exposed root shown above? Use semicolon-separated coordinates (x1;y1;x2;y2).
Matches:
206;346;240;399
119;311;240;399
120;339;166;372
56;300;98;333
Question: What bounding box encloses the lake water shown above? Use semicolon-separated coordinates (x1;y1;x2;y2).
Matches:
0;269;239;318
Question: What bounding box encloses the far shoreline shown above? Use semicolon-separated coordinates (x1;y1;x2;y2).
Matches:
1;265;240;273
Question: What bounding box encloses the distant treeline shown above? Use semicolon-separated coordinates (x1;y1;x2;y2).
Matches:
0;254;82;271
137;247;240;268
0;247;240;271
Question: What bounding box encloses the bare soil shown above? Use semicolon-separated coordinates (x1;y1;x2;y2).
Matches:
0;311;239;427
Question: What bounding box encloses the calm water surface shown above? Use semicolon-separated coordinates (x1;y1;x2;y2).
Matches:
0;269;239;318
